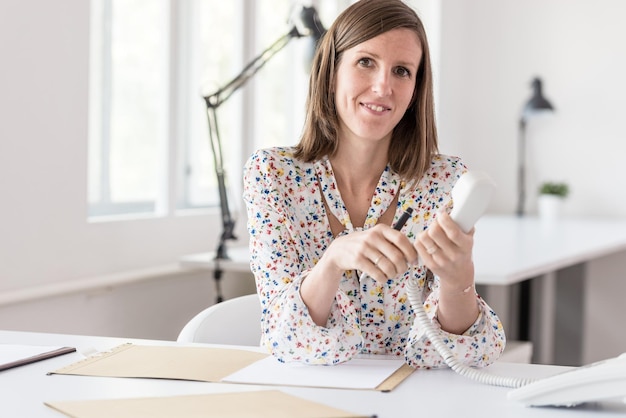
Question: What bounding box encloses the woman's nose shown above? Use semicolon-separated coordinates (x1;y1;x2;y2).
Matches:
371;70;392;97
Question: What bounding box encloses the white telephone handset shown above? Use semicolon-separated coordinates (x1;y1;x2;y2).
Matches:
406;171;536;387
407;171;626;407
448;171;497;233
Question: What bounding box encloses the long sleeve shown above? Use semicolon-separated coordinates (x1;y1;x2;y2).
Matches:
242;148;363;364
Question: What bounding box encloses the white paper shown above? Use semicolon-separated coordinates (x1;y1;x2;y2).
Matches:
222;354;404;390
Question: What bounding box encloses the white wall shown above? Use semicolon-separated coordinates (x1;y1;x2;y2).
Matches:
437;0;626;363
438;0;626;218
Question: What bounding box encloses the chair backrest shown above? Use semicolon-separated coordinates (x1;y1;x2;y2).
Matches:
177;293;262;346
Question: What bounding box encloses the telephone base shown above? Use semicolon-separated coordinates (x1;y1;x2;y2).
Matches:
508;353;626;407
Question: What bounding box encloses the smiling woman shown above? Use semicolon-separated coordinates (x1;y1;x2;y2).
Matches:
243;0;505;370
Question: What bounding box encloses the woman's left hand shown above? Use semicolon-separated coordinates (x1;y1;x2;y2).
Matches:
414;211;475;293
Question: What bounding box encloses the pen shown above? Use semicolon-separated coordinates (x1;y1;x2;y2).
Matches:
393;207;413;231
359;207;413;282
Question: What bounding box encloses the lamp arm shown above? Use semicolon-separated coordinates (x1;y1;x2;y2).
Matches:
203;26;301;263
203;27;300;109
206;105;235;260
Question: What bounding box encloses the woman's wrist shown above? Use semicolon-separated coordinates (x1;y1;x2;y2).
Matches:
436;280;480;334
439;281;475;296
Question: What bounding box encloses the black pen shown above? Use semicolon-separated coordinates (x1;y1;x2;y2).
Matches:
393;207;413;231
359;208;413;282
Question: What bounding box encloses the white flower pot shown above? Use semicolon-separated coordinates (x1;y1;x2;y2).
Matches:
538;195;564;221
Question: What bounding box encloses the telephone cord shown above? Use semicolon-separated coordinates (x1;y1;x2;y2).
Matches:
406;276;535;388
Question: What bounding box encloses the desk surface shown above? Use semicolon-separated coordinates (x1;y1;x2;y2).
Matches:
472;215;626;284
3;330;626;417
181;215;626;285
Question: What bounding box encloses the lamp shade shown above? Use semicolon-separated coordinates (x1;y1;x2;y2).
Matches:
299;6;326;44
522;78;554;118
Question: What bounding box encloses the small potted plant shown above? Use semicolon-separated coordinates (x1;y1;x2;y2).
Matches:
538;181;569;221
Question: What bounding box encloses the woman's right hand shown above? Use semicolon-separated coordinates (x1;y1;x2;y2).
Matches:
301;224;417;326
324;224;418;283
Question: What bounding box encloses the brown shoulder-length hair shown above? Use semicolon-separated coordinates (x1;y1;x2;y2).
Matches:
293;0;438;182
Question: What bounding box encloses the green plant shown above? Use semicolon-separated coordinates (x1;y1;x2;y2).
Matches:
539;182;569;197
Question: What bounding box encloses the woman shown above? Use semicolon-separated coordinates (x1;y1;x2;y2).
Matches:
243;0;505;368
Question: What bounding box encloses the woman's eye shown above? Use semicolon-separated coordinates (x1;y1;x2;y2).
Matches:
358;57;372;67
395;67;411;78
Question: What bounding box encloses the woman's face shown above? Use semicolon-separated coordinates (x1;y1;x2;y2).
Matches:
334;28;422;147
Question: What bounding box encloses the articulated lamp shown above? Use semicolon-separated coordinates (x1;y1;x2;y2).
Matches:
516;77;555;217
203;6;325;302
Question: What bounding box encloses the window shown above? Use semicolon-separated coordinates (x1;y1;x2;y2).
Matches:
88;0;353;218
89;0;169;217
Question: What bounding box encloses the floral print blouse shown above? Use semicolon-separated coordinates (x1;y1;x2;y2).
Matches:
242;147;505;369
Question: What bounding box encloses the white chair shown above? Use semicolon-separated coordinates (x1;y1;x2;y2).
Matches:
177;293;262;346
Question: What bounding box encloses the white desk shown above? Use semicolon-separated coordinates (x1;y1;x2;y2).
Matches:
181;245;253;274
181;215;626;365
3;330;626;418
472;215;626;285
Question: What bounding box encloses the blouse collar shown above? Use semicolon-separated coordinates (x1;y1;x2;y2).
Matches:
314;156;401;233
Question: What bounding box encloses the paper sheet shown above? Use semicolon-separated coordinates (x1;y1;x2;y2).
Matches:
45;390;371;418
223;354;406;390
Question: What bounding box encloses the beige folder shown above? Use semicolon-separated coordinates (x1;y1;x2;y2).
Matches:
50;343;268;382
45;389;373;418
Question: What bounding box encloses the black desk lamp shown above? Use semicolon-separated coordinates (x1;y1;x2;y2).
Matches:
516;77;555;216
203;6;325;303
